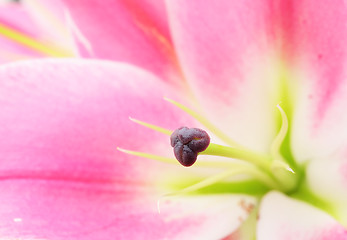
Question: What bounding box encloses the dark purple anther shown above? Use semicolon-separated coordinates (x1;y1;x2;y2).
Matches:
170;127;210;167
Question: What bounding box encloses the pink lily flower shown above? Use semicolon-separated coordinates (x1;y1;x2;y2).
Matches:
0;0;346;239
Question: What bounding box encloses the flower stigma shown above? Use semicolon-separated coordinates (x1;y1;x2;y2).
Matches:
170;127;210;167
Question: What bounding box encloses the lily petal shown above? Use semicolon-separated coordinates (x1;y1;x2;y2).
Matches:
61;0;182;86
306;148;347;225
0;59;181;181
289;0;347;162
165;0;281;151
0;2;74;61
0;59;250;239
0;3;42;62
23;0;77;54
257;191;347;240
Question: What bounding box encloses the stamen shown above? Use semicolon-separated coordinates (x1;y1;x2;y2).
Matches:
269;104;295;174
157;168;249;214
117;147;176;164
271;160;295;173
164;97;244;148
158;165;282;211
0;22;72;57
164;169;248;196
129;117;172;135
117;147;264;169
170;127;210;167
270;104;289;160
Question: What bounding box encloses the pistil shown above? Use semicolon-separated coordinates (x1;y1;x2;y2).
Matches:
201;143;271;172
120;99;300;195
168;126;297;192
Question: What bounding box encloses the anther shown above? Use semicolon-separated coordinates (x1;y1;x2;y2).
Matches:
170;127;210;167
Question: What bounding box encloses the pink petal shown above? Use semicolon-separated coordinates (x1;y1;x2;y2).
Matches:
0;3;37;37
0;3;43;62
166;0;281;151
61;0;182;86
0;2;74;62
23;0;77;53
257;191;347;240
1;59;178;182
286;0;347;162
166;0;347;154
0;59;248;239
